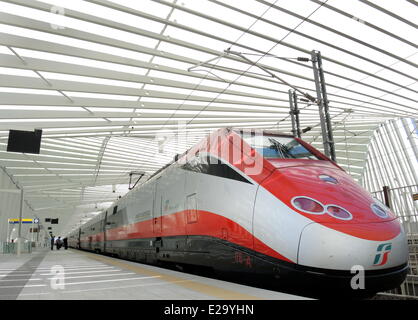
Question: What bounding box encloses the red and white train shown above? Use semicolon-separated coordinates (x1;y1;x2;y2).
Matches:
68;128;408;295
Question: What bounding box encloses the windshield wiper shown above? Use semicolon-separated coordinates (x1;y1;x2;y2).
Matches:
268;138;295;159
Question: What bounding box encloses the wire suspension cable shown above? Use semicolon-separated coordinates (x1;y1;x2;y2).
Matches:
186;0;329;125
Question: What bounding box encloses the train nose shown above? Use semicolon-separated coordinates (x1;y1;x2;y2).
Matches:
297;221;409;270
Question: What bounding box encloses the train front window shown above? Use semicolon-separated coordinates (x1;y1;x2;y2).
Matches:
242;135;320;160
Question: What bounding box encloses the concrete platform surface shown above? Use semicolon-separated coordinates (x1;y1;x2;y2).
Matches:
0;248;309;300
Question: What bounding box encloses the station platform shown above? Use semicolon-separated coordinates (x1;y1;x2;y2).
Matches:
0;248;309;300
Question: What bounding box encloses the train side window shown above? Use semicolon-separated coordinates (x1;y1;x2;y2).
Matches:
186;194;198;224
181;154;251;184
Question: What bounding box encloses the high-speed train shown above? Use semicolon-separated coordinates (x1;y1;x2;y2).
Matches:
68;128;408;295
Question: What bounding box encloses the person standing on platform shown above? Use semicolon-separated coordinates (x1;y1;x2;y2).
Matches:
63;237;68;250
56;236;62;250
50;235;54;250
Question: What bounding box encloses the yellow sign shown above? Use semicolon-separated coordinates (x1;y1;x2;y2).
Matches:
8;218;33;224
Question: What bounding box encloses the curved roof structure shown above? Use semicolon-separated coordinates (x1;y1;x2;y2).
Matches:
0;0;416;234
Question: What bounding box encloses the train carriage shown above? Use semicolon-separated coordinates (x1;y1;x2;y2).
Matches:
69;127;409;295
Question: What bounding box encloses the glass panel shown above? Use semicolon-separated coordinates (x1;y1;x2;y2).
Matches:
239;132;321;160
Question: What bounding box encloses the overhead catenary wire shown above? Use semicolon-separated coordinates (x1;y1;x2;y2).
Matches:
309;0;417;49
157;0;281;130
254;0;418;69
0;6;414;114
185;0;330;125
2;1;412;112
208;0;417;92
358;0;418;29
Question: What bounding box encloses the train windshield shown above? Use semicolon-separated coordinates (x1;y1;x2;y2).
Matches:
241;134;321;160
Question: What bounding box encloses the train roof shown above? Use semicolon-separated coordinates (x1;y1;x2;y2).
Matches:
146;128;294;181
75;128;297;231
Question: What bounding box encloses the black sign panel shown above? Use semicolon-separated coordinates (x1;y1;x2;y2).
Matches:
7;129;42;154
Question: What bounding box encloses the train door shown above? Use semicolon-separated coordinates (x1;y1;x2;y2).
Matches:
88;235;93;251
103;211;108;253
77;228;81;249
153;177;162;234
185;193;198;236
184;169;198;238
186;193;198;225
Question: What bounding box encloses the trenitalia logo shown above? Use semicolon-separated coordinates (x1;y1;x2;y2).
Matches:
373;243;392;266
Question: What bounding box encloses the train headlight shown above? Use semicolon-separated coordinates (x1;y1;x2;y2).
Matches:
326;205;352;220
291;196;325;214
371;203;389;219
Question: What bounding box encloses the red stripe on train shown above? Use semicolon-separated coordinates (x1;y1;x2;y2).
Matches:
80;210;294;264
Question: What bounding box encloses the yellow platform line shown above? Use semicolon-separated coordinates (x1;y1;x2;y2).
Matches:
75;250;261;300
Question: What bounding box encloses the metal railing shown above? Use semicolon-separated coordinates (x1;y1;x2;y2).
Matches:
373;185;418;298
0;242;33;254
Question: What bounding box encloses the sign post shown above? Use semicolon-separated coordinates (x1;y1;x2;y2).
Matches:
6;219;10;243
17;188;24;256
34;218;40;245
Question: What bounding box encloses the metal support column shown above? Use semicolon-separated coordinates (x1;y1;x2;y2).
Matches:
293;91;301;138
382;185;392;209
288;90;296;137
17;188;23;256
36;220;40;244
6;220;10;243
288;90;301;138
311;50;336;161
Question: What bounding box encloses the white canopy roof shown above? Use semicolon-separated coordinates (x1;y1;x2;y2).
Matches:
0;0;416;234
